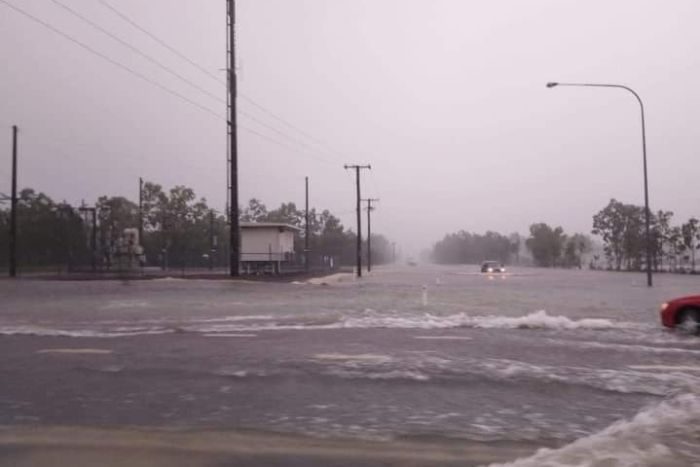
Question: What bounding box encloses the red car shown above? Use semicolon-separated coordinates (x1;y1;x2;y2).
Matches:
660;295;700;331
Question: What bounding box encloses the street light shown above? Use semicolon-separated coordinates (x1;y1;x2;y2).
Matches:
547;81;652;287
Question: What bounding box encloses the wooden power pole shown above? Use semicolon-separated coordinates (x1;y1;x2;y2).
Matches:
344;164;371;277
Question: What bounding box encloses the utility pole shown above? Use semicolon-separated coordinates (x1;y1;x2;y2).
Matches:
138;177;143;245
344;164;371;277
9;126;18;277
91;208;96;272
305;176;310;273
79;205;97;272
363;198;379;272
392;242;396;263
227;0;240;277
209;209;215;271
161;211;168;271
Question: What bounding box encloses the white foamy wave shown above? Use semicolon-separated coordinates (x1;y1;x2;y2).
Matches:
311;353;429;381
468;311;618;330
302;353;700;396
474;359;700;396
312;353;394;363
191;310;629;333
210;351;700;395
485;393;700;467
324;368;431;382
194;315;275;323
0;311;632;339
214;367;272;378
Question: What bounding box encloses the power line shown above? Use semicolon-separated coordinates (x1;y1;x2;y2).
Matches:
99;0;226;86
239;95;346;160
0;0;224;120
49;0;225;106
4;0;356;169
238;109;338;163
99;0;348;162
239;126;335;166
2;0;340;165
43;0;340;163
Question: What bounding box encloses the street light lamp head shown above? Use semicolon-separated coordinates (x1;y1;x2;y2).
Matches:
546;82;559;88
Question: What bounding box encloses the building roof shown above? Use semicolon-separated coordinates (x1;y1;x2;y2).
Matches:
240;222;302;232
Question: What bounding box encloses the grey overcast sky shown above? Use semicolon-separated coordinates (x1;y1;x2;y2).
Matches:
1;0;699;255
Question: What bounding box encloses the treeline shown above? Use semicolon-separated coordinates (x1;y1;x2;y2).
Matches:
431;197;700;273
432;231;518;264
0;183;394;271
525;224;591;268
0;189;91;268
431;226;591;268
593;198;700;272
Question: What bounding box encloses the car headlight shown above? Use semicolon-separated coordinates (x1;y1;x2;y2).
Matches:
660;302;668;311
487;268;493;273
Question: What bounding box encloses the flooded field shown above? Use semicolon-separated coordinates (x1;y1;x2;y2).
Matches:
1;265;699;466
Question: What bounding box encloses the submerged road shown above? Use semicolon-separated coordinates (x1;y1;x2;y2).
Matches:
1;266;700;466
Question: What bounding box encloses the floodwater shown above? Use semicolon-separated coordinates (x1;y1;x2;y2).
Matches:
1;265;700;466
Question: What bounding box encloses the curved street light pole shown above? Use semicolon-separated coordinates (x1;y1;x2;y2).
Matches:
546;82;652;287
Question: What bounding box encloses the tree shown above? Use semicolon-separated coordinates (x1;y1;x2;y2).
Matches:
592;199;627;270
96;196;139;247
432;230;513;265
317;210;347;257
1;186;390;272
681;217;699;272
667;226;685;272
241;198;268;222
509;232;521;265
562;233;592;268
621;204;645;271
525;223;566;267
264;202;303;227
140;182;211;267
592;199;646;270
0;189;89;269
650;210;674;272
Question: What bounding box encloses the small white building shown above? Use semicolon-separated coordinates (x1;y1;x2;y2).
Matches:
241;222;301;273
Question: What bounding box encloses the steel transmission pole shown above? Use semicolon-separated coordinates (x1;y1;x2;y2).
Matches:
227;0;240;276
